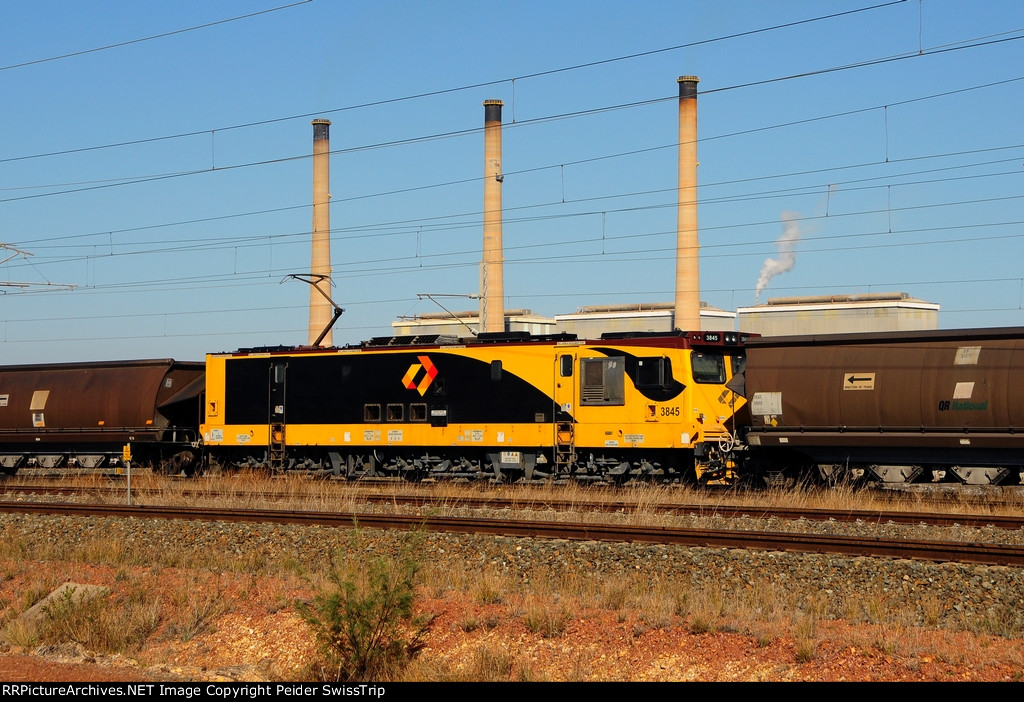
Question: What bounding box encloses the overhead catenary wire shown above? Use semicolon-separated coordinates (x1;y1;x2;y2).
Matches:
6;60;1023;210
10;154;1024;267
9;210;1024;301
0;1;313;74
13;128;1024;251
0;0;907;167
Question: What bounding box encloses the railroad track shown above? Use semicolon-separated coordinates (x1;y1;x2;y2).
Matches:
2;482;1022;530
2;500;1022;567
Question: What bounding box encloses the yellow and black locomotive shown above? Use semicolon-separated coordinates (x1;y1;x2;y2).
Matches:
201;330;746;482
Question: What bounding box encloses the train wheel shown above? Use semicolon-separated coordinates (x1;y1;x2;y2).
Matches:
501;468;525;483
401;467;425;482
162;450;199;477
0;456;22;476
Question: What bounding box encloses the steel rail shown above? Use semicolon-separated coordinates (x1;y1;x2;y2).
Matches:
1;501;1022;567
3;483;1023;530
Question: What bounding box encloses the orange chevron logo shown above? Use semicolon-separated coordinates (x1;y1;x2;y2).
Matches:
401;355;438;396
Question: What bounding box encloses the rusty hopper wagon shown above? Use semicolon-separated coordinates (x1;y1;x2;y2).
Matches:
740;327;1024;485
0;359;205;474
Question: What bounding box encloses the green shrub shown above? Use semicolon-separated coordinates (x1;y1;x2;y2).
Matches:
297;542;430;682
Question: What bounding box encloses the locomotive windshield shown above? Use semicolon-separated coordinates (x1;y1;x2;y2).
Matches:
691;351;726;384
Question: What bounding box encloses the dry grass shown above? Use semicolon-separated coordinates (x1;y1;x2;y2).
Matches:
793;612;818;663
635;583;679;630
685;587;728;634
521;594;572;638
403;643;542;682
22;586;163;654
471;569;509;605
597;574;633;611
164;578;234;642
8;471;1024;523
464;644;516;680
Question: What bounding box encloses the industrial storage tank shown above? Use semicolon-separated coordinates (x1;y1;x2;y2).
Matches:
0;359;205;472
742;327;1024;484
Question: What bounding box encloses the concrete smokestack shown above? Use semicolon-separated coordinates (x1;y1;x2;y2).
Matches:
674;76;701;331
309;118;333;346
480;99;505;333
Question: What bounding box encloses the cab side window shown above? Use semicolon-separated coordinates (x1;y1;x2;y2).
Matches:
637;356;672;388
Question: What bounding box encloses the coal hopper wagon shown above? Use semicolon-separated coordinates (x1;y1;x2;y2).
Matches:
0;359;205;475
739;327;1024;485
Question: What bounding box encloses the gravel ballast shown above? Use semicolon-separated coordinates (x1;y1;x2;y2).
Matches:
2;511;1022;636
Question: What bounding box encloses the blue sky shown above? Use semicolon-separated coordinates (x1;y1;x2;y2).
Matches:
1;0;1022;363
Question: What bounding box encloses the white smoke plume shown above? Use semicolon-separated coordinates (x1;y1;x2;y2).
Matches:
754;211;801;303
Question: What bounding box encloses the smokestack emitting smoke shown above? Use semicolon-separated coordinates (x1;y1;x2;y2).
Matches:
480;100;505;333
755;211;801;303
309;119;333;346
673;76;701;331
